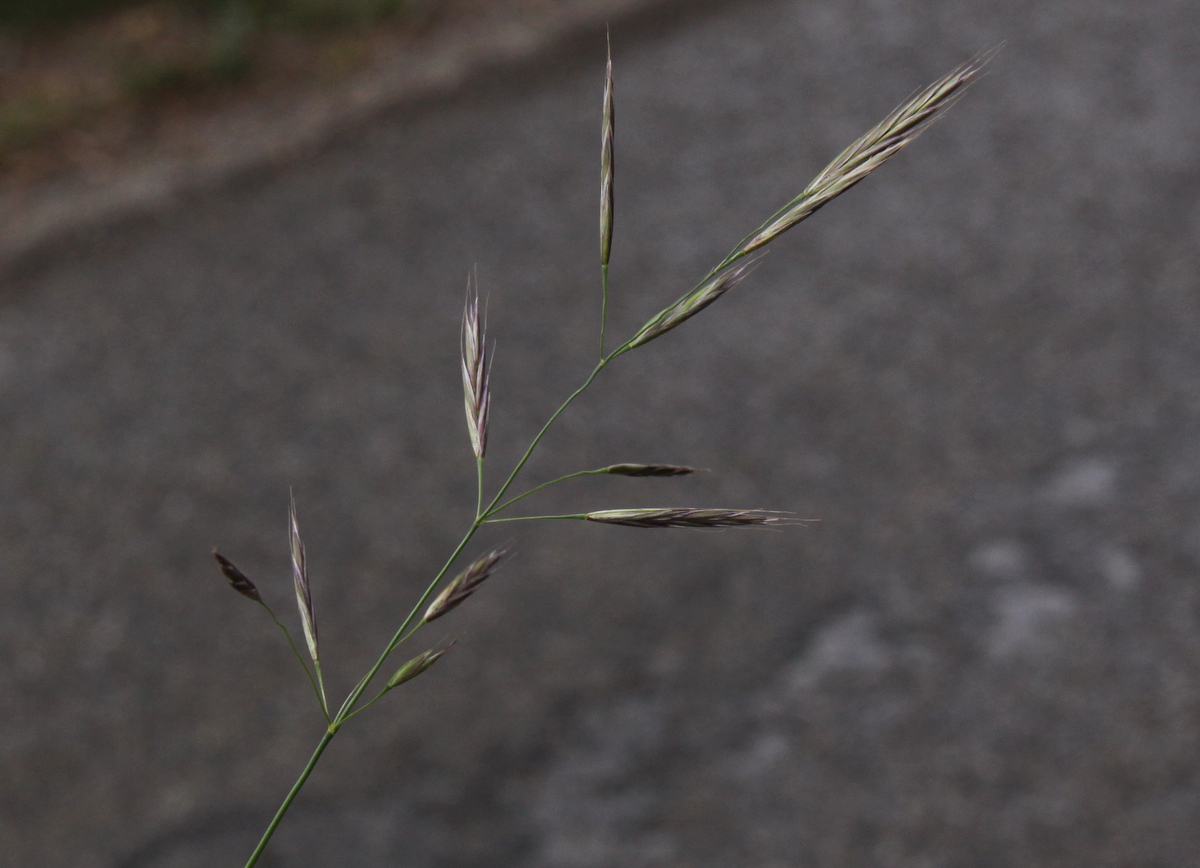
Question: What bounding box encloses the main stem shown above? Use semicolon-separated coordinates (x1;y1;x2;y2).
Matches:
243;728;336;868
242;357;613;868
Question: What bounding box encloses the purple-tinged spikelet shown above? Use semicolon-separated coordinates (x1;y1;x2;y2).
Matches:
424;549;507;623
601;464;696;477
600;38;615;267
289;496;319;667
461;277;491;460
213;550;262;603
584;508;797;529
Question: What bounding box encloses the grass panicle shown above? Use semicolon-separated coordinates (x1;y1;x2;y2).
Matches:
423;549;507;623
583;508;799;528
220;48;989;868
213;550;262;602
461;277;492;461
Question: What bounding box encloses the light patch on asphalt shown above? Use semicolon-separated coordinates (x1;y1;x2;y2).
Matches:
1041;458;1117;507
785;610;890;692
1098;546;1141;591
970;539;1030;581
987;586;1078;659
529;697;675;868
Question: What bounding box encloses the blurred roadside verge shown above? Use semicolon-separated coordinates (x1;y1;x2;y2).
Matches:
0;0;670;270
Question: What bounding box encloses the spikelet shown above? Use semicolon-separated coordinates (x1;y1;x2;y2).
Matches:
387;642;456;689
599;37;615;267
423;549;507;623
584;508;798;528
626;258;759;349
600;464;696;477
289;496;319;667
213;550;262;603
737;55;990;256
461;277;491;460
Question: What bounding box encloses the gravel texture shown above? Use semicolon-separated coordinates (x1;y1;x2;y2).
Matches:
3;0;1200;866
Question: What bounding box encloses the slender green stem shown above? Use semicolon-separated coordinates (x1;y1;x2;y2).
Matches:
260;601;329;723
312;659;330;720
599;263;610;359
476;456;485;520
335;523;482;722
338;681;394;724
482;358;610;518
484;514;587;523
246;355;621;868
485;470;598;518
243;727;336;868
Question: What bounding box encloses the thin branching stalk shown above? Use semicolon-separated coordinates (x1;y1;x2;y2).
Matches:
222;50;992;868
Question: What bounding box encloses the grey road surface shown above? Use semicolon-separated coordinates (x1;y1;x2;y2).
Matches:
4;0;1200;866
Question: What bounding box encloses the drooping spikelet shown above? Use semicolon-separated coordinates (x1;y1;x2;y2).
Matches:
461;277;491;460
584;508;798;528
423;549;507;623
213;550;262;603
289;496;319;667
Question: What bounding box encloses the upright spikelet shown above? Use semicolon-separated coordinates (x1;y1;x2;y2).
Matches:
423;549;507;623
619;52;992;354
461;277;491;460
600;39;615;269
736;55;989;256
626;258;760;349
289;496;319;668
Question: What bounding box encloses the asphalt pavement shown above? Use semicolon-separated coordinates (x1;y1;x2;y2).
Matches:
3;0;1200;866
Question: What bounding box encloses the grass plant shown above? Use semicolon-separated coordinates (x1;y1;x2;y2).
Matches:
212;43;993;868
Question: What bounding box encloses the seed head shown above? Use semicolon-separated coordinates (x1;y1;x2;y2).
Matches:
600;38;615;267
289;495;319;666
584;508;799;529
423;549;507;623
600;464;696;477
738;54;991;256
213;550;262;603
626;258;759;349
461;276;491;460
387;641;456;689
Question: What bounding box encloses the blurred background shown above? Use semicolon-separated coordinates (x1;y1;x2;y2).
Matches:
3;0;1200;866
